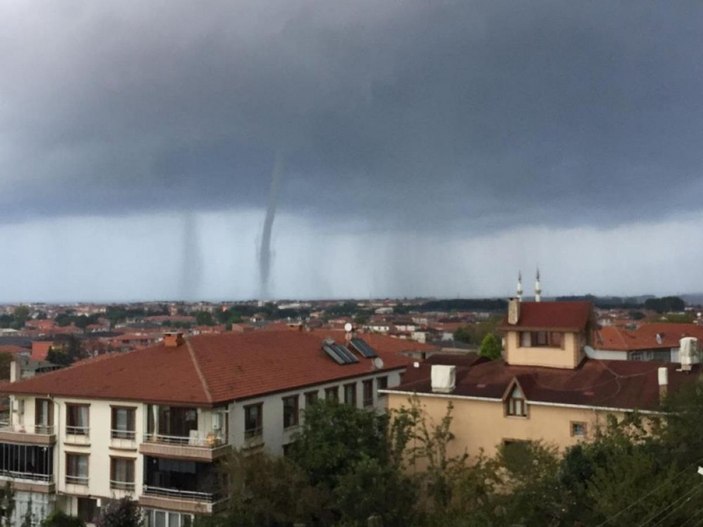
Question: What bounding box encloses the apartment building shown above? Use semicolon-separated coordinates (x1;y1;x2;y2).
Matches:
0;330;425;526
384;300;700;459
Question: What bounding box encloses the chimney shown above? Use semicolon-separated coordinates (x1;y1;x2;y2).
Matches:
508;298;520;325
658;367;668;400
9;361;19;383
679;337;697;371
431;365;456;393
163;332;185;348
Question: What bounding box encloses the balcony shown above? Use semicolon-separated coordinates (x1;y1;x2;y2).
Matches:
110;480;136;492
65;426;90;445
140;485;227;515
0;469;55;494
0;422;56;446
139;431;229;462
110;429;137;450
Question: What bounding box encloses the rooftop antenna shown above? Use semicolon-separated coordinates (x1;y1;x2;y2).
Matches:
344;322;353;343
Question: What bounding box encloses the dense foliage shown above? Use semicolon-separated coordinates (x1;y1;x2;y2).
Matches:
644;296;686;314
204;387;703;527
95;498;142;527
478;333;502;360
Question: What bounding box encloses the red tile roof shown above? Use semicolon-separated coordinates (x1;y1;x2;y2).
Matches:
0;345;29;355
499;301;593;331
594;323;703;351
31;341;52;361
1;331;420;406
392;357;696;411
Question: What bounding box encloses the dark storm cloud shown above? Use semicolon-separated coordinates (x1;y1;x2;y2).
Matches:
1;1;702;231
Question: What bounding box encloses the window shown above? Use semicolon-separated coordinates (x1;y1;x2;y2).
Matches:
343;383;357;406
0;443;53;480
362;380;374;407
506;385;527;417
110;457;135;491
144;510;192;527
325;387;338;402
282;395;299;429
147;406;198;439
66;453;89;485
550;332;563;348
35;398;54;434
304;391;319;407
376;376;388;398
570;422;587;437
244;403;263;439
111;407;136;440
521;331;564;348
66;404;89;435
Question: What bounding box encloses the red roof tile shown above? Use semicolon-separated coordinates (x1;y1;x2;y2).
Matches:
31;341;52;361
393;357;697;411
595;323;703;351
499;301;593;331
2;331;418;406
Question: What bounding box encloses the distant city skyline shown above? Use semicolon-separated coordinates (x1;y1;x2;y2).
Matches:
1;2;701;302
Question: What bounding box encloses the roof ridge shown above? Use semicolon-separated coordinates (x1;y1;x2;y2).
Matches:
185;338;213;404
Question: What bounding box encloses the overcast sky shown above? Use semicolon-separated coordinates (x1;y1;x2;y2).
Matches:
1;1;702;302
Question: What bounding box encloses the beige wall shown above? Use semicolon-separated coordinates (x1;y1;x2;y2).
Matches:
504;331;585;369
387;392;625;459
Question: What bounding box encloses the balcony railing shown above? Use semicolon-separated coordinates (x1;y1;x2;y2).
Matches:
110;480;136;491
0;422;56;446
142;485;218;502
244;427;263;440
139;431;228;461
0;469;52;483
66;475;89;486
142;431;225;448
66;426;89;436
111;429;136;440
0;423;55;435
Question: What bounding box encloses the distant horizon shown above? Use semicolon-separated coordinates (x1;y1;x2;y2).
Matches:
2;291;702;307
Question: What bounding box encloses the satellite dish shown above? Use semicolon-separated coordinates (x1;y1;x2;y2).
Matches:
344;322;353;332
373;357;384;370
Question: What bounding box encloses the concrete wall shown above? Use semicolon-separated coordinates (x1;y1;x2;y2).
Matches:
387;392;626;459
505;331;584;369
230;370;402;454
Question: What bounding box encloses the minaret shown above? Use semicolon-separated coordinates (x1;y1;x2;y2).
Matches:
534;268;542;302
516;272;523;302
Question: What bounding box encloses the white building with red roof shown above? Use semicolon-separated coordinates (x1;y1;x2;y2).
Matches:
0;330;432;525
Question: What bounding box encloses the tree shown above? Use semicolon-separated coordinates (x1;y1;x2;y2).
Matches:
20;496;33;527
334;455;418;527
12;305;30;330
95;498;142;527
0;482;14;527
290;400;389;488
41;511;85;527
218;449;321;527
479;333;501;360
194;311;215;326
47;335;89;367
644;296;685;314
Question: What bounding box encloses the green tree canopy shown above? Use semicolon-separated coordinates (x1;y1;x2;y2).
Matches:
479;333;502;360
95;498;142;527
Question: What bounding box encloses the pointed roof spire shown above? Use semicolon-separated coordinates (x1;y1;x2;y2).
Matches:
516;271;523;301
534;267;542;302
